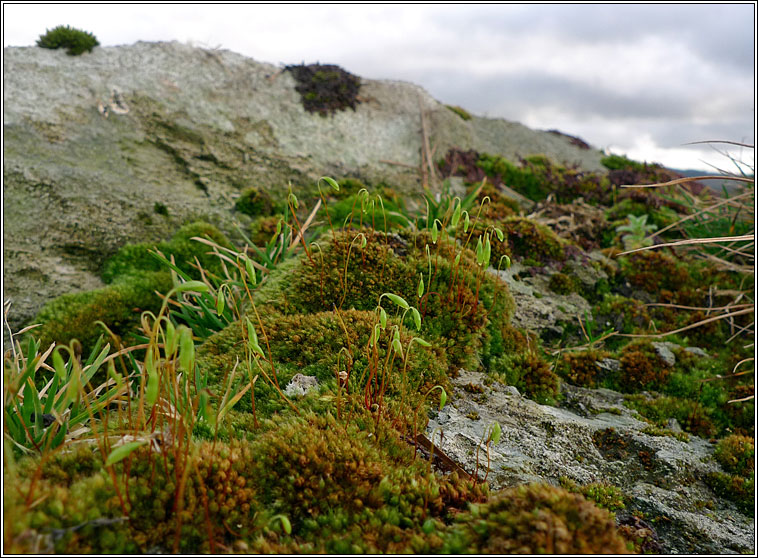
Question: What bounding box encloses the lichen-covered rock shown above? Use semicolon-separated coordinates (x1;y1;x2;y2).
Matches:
426;369;755;554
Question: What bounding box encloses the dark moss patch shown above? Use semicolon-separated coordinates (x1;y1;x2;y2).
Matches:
285;63;362;117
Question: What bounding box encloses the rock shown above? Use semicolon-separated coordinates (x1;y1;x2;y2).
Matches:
426;369;755;554
283;373;319;397
685;347;709;358
667;418;683;433
652;342;678;367
3;41;606;329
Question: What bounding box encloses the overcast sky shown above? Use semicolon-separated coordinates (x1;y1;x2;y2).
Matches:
3;3;755;172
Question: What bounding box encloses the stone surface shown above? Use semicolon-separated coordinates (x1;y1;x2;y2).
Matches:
3;41;606;330
426;369;754;554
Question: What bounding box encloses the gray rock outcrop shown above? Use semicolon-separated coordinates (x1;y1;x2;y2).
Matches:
426;369;754;554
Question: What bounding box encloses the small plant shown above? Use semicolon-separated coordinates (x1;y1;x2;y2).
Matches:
445;105;472;121
36;25;99;56
616;214;657;250
285;63;362;116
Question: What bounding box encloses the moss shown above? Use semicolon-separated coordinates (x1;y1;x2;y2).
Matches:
593;294;651;336
499;216;567;263
235;187;274;217
153;202;169;216
641;425;690;443
548;272;576;295
559;477;627;511
714;435;754;477
705;471;754;517
101;221;233;283
492;351;559;404
248;412;487;553
445;105;472;121
32;270;172;353
248;214;284;246
441;483;631;554
285;63;362;117
624;394;716;438
198;308;449;423
618;341;672;392
619;251;691;295
252;228;514;372
556;350;611;388
601;153;649;172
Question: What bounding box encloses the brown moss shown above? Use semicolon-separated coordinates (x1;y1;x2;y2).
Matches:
619;342;671;392
558;350;612;388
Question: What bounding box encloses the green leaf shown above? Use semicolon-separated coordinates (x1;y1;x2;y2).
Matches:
105;440;148;467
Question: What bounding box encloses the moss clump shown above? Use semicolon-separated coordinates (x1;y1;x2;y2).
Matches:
248;215;284;246
549;272;576;295
249;413;487;553
101;221;233;283
494;351;559;404
624;394;716;438
618;341;672;392
714;435;754;477
32;222;234;352
705;471;754;517
593;294;651;336
557;350;611;388
36;25;99;56
198;309;449;422
33;270;172;353
441;483;631;554
235;187;274;217
253;228;514;373
559;477;627;511
499;216;566;263
285;63;362;117
619;251;691;295
445;105;472;121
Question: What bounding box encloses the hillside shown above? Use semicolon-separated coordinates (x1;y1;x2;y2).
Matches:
3;41;754;554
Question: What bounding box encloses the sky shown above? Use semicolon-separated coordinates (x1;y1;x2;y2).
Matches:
3;3;755;172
